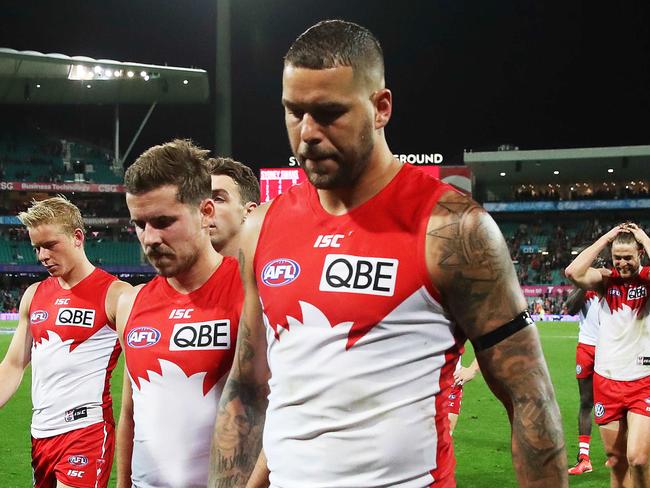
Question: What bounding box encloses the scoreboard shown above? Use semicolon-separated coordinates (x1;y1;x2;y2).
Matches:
259;165;471;203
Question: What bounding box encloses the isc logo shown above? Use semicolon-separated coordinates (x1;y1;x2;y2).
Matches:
30;310;49;324
627;286;647;300
319;254;399;296
55;308;95;328
67;470;85;478
170;320;230;351
127;327;161;348
261;259;301;287
314;234;345;248
55;298;70;305
169;308;194;319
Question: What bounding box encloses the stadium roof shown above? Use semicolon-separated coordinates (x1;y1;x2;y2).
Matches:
464;145;650;184
0;48;209;104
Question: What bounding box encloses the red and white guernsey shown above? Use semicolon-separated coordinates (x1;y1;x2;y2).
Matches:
595;267;650;381
123;257;242;488
577;290;601;346
255;164;463;488
29;268;120;438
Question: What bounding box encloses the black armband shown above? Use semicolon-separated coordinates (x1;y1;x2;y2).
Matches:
471;310;534;352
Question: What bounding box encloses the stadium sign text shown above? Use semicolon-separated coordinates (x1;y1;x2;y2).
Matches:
0;181;125;194
288;153;443;166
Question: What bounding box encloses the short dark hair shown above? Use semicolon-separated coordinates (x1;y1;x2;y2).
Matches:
206;157;260;205
125;139;211;206
285;19;384;85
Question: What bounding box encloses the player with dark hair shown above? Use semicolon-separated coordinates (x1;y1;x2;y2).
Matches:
116;139;243;487
0;196;130;488
209;20;567;488
566;222;650;487
206;157;260;257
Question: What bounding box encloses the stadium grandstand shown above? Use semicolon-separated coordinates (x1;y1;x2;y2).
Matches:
465;144;650;319
0;49;209;314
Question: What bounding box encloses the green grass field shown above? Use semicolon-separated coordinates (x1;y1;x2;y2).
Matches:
0;321;609;487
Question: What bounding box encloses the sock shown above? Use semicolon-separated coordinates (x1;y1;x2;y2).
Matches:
578;435;591;460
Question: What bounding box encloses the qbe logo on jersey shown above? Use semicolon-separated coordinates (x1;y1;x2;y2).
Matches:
627;286;647;300
319;254;398;296
55;308;95;328
170;320;231;351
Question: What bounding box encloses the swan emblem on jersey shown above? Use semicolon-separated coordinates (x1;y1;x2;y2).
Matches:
261;258;301;287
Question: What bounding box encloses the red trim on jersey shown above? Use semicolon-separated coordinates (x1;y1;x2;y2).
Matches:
101;341;122;425
430;342;462;486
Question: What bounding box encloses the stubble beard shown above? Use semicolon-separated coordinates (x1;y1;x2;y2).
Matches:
299;121;374;190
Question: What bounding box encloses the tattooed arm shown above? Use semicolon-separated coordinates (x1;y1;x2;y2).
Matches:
208;205;271;488
427;191;567;487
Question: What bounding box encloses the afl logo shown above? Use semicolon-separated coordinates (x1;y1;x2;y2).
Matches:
68;455;88;467
576;364;582;375
30;310;48;324
261;259;301;287
127;327;161;348
594;402;605;418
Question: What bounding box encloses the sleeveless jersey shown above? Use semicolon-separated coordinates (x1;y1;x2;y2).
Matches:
123;257;243;488
29;268;119;438
577;291;601;346
595;267;650;381
255;164;463;488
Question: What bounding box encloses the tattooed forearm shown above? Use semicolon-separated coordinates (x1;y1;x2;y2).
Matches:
209;377;268;488
479;328;567;487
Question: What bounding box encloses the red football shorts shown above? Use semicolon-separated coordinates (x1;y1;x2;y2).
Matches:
447;384;464;415
31;421;114;488
575;343;596;379
593;373;650;425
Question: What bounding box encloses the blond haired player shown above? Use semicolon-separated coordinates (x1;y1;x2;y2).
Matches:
0;196;130;488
